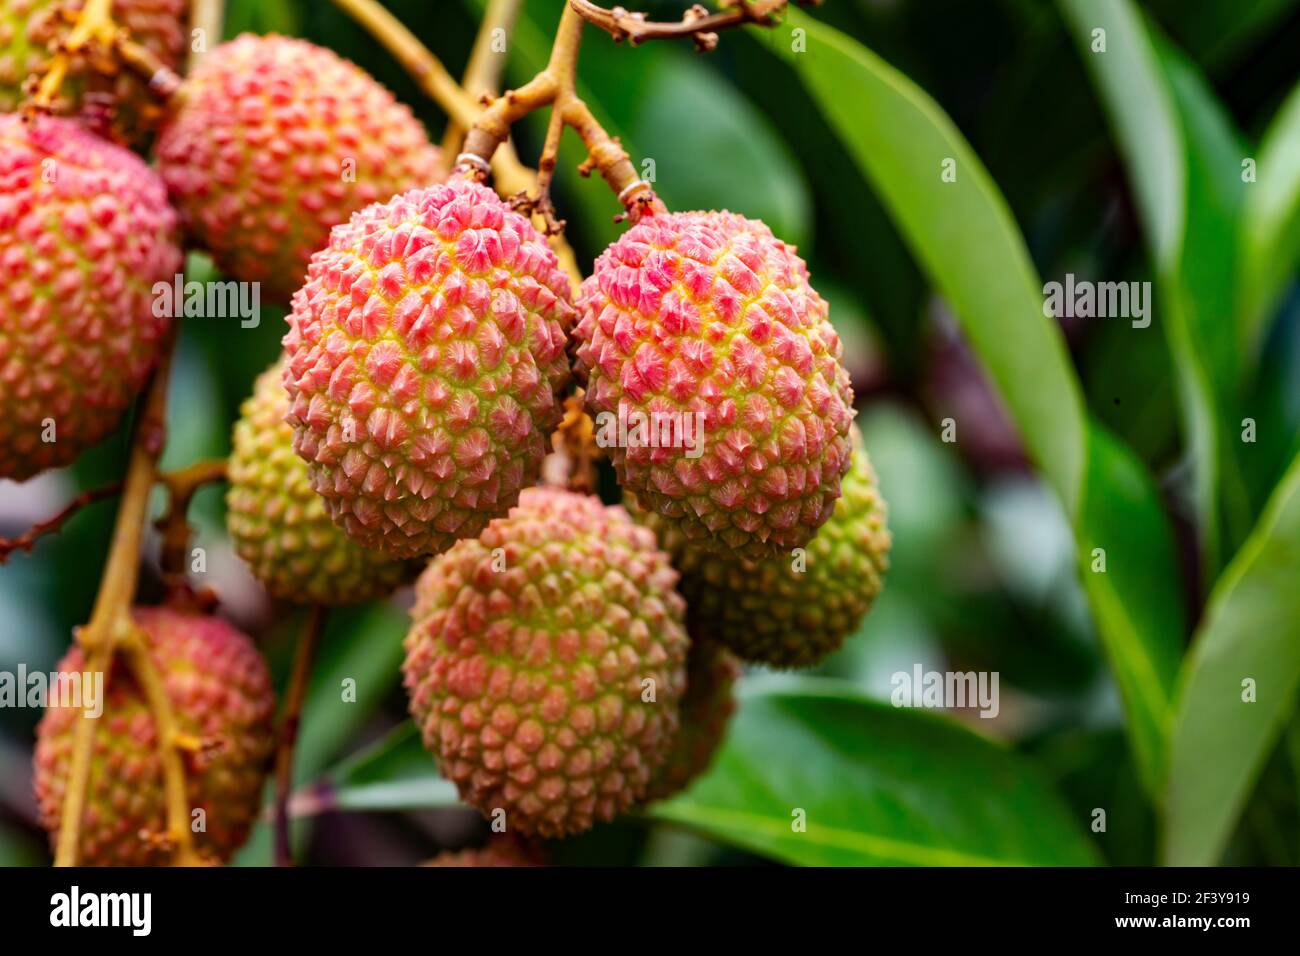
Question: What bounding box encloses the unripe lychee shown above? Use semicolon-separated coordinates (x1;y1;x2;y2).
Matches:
33;607;276;866
0;0;187;145
283;179;574;559
573;209;854;561
403;487;689;838
637;428;890;668
156;33;442;302
226;359;414;605
0;114;180;481
645;639;739;802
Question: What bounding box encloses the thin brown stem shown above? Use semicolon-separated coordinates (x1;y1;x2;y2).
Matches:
459;4;660;219
442;0;523;154
274;605;328;867
188;0;225;72
120;626;203;865
329;0;582;287
0;481;123;564
570;0;801;51
155;457;228;601
53;331;175;867
29;0;117;112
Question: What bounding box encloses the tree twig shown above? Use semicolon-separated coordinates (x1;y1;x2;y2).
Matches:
273;605;328;867
569;0;804;51
53;330;175;867
458;3;662;220
188;0;226;72
0;482;124;564
328;0;582;287
441;0;523;154
155;457;228;601
119;625;204;866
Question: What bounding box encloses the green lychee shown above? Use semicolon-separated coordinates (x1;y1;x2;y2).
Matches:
646;639;740;802
637;427;890;668
226;358;414;605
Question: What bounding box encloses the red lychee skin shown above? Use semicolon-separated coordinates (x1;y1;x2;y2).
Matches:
283;179;574;559
0;114;180;481
423;836;545;867
156;33;442;303
573;210;854;560
32;607;276;866
403;488;689;838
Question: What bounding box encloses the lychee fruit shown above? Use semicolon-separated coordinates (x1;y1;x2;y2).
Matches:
402;487;689;838
33;607;276;866
0;113;180;481
637;427;890;668
283;178;574;559
573;209;854;561
226;358;414;605
422;835;545;867
645;639;740;802
0;0;187;146
155;33;442;303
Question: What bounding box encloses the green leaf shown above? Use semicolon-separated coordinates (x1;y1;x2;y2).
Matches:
761;10;1084;513
762;8;1183;794
1240;80;1300;354
1059;0;1248;568
304;724;461;816
651;678;1099;866
1164;451;1300;865
294;602;411;782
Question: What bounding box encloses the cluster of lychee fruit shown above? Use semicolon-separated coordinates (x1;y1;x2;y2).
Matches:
4;11;890;863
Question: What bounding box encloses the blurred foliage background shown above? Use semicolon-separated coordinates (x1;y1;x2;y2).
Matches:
2;0;1300;867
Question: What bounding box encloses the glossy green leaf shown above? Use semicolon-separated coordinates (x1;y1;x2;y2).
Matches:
1059;0;1248;568
762;8;1183;794
762;10;1084;513
1164;452;1300;865
651;678;1099;866
304;724;461;816
1240;80;1300;354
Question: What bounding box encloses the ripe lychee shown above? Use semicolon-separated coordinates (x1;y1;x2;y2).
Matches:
637;427;890;668
155;33;442;303
0;114;180;481
403;487;689;838
573;209;854;561
645;639;739;802
32;607;276;866
226;359;414;605
283;178;574;559
0;0;187;145
423;835;545;867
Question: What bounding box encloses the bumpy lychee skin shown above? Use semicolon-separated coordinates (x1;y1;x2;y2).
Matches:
403;488;689;838
573;209;854;561
423;836;545;867
0;114;180;481
227;359;413;605
33;607;276;866
638;429;890;668
0;0;186;145
283;179;574;559
156;34;442;303
646;639;740;802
